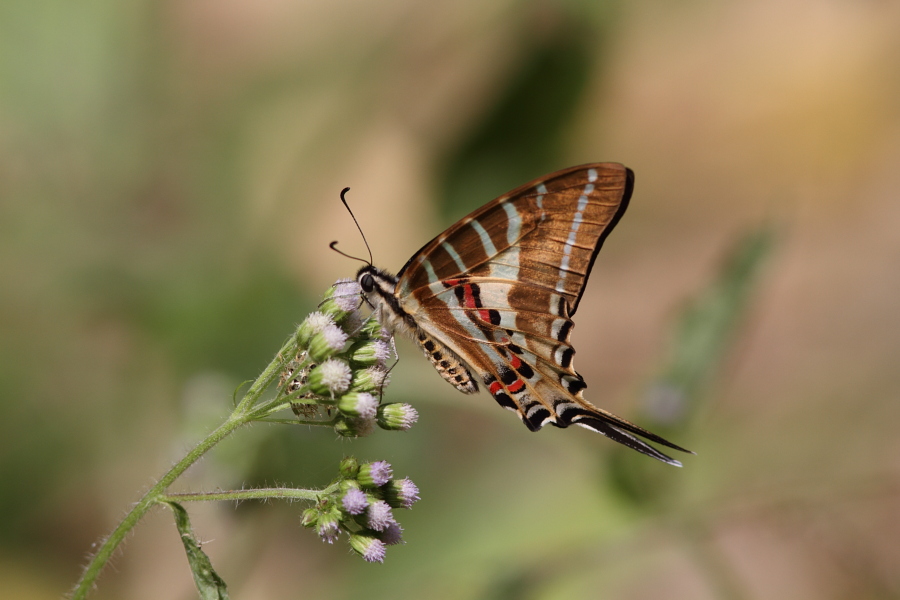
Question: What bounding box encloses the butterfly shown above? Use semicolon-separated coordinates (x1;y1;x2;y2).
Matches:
354;163;692;466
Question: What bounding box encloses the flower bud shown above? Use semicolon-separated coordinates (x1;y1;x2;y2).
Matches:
358;461;392;488
307;323;348;362
334;416;376;438
349;366;390;393
376;403;418;431
381;478;420;509
348;532;386;563
297;312;334;347
345;338;391;367
341;487;369;516
365;500;395;532
316;511;341;544
300;507;319;528
360;318;391;341
337;391;379;419
307;358;352;396
338;456;360;478
378;522;404;546
319;279;362;321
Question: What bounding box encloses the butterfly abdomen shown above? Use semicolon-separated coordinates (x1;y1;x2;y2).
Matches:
415;329;478;394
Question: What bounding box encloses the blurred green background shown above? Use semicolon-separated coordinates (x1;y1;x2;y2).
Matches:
2;1;899;598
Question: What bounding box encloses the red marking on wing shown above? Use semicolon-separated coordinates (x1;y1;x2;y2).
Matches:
489;381;503;394
507;380;525;393
510;355;522;369
443;278;460;287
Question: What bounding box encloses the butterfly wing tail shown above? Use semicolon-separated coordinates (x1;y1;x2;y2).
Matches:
567;413;686;467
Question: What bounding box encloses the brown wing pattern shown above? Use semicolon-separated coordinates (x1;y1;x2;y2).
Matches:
394;163;691;465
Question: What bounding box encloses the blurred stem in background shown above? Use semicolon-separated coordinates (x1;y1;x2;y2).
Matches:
609;222;779;505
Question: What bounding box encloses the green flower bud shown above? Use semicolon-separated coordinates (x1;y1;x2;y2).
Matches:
307;323;349;362
348;532;386;563
319;279;362;322
345;338;391;367
349;366;390;393
300;507;319;528
339;456;360;478
337;391;378;419
357;461;392;488
334;416;376;438
376;403;418;431
307;358;352;396
297;312;334;347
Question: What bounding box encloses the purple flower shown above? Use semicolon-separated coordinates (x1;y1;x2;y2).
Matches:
337;392;379;419
358;460;392;488
307;358;352;395
378;522;404;546
341;488;369;516
365;500;395;532
316;514;340;544
383;478;420;509
376;403;418;431
349;533;386;563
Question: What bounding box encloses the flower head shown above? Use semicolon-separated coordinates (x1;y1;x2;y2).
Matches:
349;533;386;563
298;312;334;346
337;391;379;419
376;403;418;431
307;358;352;395
365;500;396;532
308;323;349;361
382;478;420;509
350;366;390;393
378;522;404;546
334;416;376;438
341;488;369;516
358;460;392;488
316;512;341;544
346;338;392;367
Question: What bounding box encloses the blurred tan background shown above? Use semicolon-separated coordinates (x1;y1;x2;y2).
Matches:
2;0;899;599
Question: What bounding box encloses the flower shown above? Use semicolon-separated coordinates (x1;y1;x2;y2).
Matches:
308;323;349;362
350;366;390;393
358;461;392;488
378;522;404;546
334;416;376;438
337;392;379;419
349;533;386;563
376;403;418;431
298;312;334;346
382;478;420;509
307;358;352;395
341;488;369;516
316;512;341;544
346;338;392;367
365;500;395;532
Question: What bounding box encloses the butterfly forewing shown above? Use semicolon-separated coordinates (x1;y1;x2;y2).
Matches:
372;163;690;466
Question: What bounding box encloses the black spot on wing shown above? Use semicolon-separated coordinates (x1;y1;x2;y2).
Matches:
524;407;551;432
499;367;518;386
560;347;574;369
492;391;516;411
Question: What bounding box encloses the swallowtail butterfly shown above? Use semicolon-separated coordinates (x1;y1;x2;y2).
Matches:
355;163;691;466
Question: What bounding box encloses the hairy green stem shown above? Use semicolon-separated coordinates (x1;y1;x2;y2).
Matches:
70;333;302;599
161;484;339;504
70;413;252;599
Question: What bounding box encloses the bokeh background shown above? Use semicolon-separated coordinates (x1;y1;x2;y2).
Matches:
2;0;899;598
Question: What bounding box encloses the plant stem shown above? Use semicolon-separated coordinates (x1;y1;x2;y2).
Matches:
161;484;338;504
71;413;252;599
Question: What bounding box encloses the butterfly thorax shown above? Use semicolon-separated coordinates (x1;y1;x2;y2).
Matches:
357;265;478;394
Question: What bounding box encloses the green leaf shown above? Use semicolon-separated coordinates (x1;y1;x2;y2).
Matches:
167;502;230;600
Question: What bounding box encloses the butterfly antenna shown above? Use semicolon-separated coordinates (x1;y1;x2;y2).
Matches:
334;187;374;265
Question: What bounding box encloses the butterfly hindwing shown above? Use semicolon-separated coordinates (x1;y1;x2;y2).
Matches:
359;163;692;465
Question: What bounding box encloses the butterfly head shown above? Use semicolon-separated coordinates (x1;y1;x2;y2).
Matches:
356;264;409;333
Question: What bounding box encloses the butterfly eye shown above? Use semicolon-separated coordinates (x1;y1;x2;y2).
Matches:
360;274;375;292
